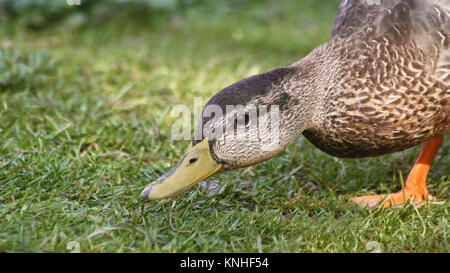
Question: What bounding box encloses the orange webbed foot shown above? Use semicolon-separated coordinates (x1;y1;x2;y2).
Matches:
350;189;435;208
350;135;443;209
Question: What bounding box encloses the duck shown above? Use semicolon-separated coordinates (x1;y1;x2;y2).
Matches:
141;0;450;208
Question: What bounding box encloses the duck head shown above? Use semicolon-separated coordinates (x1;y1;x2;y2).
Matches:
141;62;320;201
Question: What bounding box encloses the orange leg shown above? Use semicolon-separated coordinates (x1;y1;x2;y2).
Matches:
350;135;443;208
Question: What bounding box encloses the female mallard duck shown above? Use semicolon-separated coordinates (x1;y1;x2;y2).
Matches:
141;0;450;208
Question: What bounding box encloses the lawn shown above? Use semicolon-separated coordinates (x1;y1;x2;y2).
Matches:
0;0;448;253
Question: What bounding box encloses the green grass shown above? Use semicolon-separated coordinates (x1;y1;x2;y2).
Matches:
0;0;449;253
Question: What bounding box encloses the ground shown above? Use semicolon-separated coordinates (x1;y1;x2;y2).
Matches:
0;0;448;252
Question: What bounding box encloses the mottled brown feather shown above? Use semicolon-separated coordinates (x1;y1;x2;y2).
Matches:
303;0;450;158
193;0;450;169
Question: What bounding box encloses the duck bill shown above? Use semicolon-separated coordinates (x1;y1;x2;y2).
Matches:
141;139;223;201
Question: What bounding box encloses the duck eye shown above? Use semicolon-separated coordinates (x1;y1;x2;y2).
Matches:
244;113;250;125
235;113;250;127
189;158;198;164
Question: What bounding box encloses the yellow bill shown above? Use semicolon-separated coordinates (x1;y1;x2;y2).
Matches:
141;138;223;200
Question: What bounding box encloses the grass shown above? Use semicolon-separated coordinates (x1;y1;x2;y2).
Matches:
0;0;449;253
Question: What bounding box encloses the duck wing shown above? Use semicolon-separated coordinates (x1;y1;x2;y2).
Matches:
331;0;449;127
332;0;449;44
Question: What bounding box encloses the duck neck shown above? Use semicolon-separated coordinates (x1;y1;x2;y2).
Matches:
270;45;330;150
